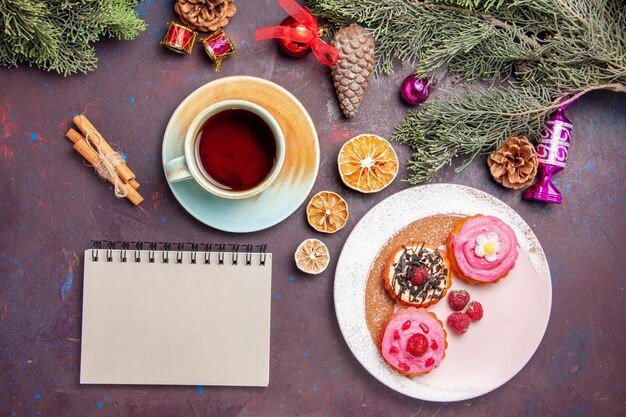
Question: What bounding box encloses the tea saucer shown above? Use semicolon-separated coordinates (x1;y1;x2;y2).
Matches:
162;76;319;233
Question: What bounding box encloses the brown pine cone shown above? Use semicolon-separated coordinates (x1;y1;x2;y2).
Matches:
487;136;538;189
331;24;375;118
174;0;237;32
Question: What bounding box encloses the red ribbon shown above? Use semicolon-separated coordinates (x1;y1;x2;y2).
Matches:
255;0;338;66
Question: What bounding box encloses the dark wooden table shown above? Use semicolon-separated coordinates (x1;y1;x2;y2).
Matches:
1;1;624;416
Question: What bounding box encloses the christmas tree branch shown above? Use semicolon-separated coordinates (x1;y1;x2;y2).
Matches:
393;84;552;183
0;0;146;76
410;1;543;50
309;0;626;183
483;83;626;118
555;0;590;29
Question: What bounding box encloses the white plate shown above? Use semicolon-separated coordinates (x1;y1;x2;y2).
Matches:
334;184;551;402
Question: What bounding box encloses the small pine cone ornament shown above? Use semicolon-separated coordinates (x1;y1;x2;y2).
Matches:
331;24;375;118
174;0;237;32
488;136;538;189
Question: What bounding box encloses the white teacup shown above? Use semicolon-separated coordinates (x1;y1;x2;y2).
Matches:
164;100;285;199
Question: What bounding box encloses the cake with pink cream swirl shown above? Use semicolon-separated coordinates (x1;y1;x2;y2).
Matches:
447;215;519;284
380;308;447;376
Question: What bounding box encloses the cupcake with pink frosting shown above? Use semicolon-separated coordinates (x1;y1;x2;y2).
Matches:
380;308;447;376
447;215;519;284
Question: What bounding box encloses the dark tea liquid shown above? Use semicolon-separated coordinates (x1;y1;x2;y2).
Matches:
196;109;276;191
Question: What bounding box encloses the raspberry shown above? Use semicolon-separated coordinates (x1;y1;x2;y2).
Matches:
410;265;429;286
406;333;429;357
466;301;484;321
447;290;470;311
446;312;471;334
425;358;435;367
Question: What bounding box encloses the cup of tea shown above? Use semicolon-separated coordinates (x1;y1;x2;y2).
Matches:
165;100;285;199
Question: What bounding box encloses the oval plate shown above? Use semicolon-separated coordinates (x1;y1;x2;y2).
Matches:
334;184;551;401
162;76;319;233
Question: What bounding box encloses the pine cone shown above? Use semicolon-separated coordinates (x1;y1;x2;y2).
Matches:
487;136;538;189
331;24;375;118
174;0;237;32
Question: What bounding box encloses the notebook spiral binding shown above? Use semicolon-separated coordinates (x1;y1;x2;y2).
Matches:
91;241;268;266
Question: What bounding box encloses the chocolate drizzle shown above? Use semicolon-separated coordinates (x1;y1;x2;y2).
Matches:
389;243;449;305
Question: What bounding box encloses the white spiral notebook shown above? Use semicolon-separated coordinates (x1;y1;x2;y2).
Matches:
80;242;272;386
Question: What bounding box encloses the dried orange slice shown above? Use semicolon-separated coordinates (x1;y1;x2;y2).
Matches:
295;239;330;274
338;134;399;193
306;191;349;233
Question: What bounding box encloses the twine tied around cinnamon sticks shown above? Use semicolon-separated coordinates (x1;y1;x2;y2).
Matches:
66;115;143;205
85;131;127;198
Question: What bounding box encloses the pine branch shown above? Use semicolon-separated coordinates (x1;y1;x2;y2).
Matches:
393;85;552;184
0;0;146;76
309;0;626;183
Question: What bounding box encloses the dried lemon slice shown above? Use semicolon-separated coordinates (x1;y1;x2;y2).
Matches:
295;239;330;274
338;134;399;193
306;191;349;233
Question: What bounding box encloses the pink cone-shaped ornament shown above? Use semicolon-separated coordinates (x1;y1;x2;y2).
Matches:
523;102;574;204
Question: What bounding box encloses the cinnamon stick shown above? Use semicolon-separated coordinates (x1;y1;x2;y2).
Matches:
66;129;139;189
68;132;143;205
65;128;84;145
72;115;136;184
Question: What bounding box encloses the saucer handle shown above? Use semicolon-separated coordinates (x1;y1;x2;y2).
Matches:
164;156;193;183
